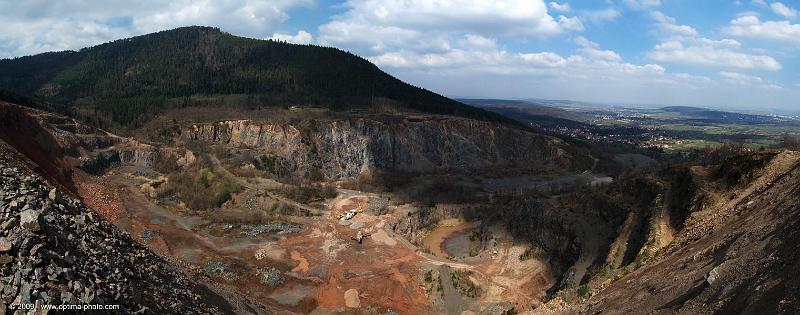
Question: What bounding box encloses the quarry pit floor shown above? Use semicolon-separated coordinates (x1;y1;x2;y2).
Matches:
74;166;554;314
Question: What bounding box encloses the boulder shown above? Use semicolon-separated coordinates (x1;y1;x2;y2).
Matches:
344;288;360;308
0;238;11;252
20;209;42;232
706;266;721;286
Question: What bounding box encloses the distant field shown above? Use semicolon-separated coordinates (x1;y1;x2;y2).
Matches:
475;99;798;153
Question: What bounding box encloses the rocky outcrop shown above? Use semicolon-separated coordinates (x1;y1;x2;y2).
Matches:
81;143;194;174
178;118;584;179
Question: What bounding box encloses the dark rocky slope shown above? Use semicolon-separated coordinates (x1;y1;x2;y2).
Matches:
567;151;800;314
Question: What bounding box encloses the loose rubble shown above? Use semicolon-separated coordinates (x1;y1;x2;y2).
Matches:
139;229;158;242
203;261;239;282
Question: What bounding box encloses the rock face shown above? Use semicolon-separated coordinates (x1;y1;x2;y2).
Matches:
81;142;195;175
178;118;583;179
2;101;589;181
0;140;240;313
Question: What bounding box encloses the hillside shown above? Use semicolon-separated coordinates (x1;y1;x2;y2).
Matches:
0;139;270;314
0;26;512;128
560;151;800;314
459;99;588;123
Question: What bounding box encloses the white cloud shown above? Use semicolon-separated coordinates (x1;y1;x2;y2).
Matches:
623;0;662;10
459;34;497;50
720;71;763;84
368;46;663;80
647;37;782;71
316;0;633;85
581;8;621;24
0;19;131;58
320;0;566;46
645;12;780;71
574;36;596;48
270;30;313;44
517;52;567;67
771;2;797;18
558;15;585;31
0;0;313;57
549;2;572;13
574;36;622;61
720;71;784;90
752;0;767;6
651;11;698;37
724;15;800;44
317;0;586;57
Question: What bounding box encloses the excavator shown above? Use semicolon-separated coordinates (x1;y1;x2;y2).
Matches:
350;231;371;244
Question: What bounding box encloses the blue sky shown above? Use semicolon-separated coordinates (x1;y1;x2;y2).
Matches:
0;0;798;113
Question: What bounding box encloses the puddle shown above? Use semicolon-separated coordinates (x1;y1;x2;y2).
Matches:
442;229;475;257
269;284;315;307
422;220;481;258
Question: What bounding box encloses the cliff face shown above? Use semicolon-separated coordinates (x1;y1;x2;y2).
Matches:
178;118;581;179
1;101;587;181
0;102;121;190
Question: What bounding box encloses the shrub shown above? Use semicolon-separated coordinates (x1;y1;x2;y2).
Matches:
164;155;242;211
253;154;291;177
215;191;232;207
503;308;518;315
152;152;180;173
281;181;337;203
424;270;433;283
577;284;589;297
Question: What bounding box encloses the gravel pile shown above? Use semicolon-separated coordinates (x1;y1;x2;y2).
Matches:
0;141;229;314
240;223;302;237
257;267;283;287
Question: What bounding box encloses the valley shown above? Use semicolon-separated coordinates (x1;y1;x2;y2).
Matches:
0;102;579;313
6;96;797;314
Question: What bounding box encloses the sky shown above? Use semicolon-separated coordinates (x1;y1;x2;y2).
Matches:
0;0;798;113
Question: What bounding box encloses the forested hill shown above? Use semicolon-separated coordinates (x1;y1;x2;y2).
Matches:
0;26;512;128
